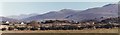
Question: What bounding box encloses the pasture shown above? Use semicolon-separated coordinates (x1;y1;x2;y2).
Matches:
0;28;119;35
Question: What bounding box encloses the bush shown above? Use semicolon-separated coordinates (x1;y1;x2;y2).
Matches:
1;28;6;31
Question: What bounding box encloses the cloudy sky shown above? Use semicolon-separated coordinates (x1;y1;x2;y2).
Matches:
0;0;119;16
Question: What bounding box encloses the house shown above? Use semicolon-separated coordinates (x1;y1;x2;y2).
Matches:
6;21;9;23
21;22;24;24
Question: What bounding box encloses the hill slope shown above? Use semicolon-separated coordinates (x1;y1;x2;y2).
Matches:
22;4;118;21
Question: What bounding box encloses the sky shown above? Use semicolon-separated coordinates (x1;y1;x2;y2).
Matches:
0;0;120;16
0;0;120;2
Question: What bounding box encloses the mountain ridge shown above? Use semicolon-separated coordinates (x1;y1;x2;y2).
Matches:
2;4;118;22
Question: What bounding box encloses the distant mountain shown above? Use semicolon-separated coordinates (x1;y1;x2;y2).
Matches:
0;17;18;22
8;13;39;20
22;9;79;21
66;4;118;21
18;4;119;21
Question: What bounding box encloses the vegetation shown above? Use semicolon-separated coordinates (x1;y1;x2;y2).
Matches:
0;17;119;31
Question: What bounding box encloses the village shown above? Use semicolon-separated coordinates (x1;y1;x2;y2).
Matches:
0;17;120;31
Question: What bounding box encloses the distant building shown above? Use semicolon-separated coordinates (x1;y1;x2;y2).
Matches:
6;21;9;23
21;22;24;24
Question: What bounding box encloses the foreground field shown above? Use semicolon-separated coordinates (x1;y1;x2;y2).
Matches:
0;28;119;35
2;28;119;33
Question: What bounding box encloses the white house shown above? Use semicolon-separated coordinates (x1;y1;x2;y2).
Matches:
6;21;9;23
21;22;24;24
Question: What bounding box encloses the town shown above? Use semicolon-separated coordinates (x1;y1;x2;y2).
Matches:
0;17;120;31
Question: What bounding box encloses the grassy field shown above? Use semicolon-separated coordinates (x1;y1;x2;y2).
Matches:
0;28;119;35
2;28;119;33
118;28;120;35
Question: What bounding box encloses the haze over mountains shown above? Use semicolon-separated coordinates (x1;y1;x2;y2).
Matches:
8;13;39;20
1;4;119;22
0;17;18;22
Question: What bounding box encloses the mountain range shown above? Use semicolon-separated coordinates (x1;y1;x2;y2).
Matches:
22;9;79;21
7;13;39;20
0;17;18;22
1;4;119;22
66;4;118;21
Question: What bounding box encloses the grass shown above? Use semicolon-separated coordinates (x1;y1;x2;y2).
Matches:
2;28;118;33
1;28;119;35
